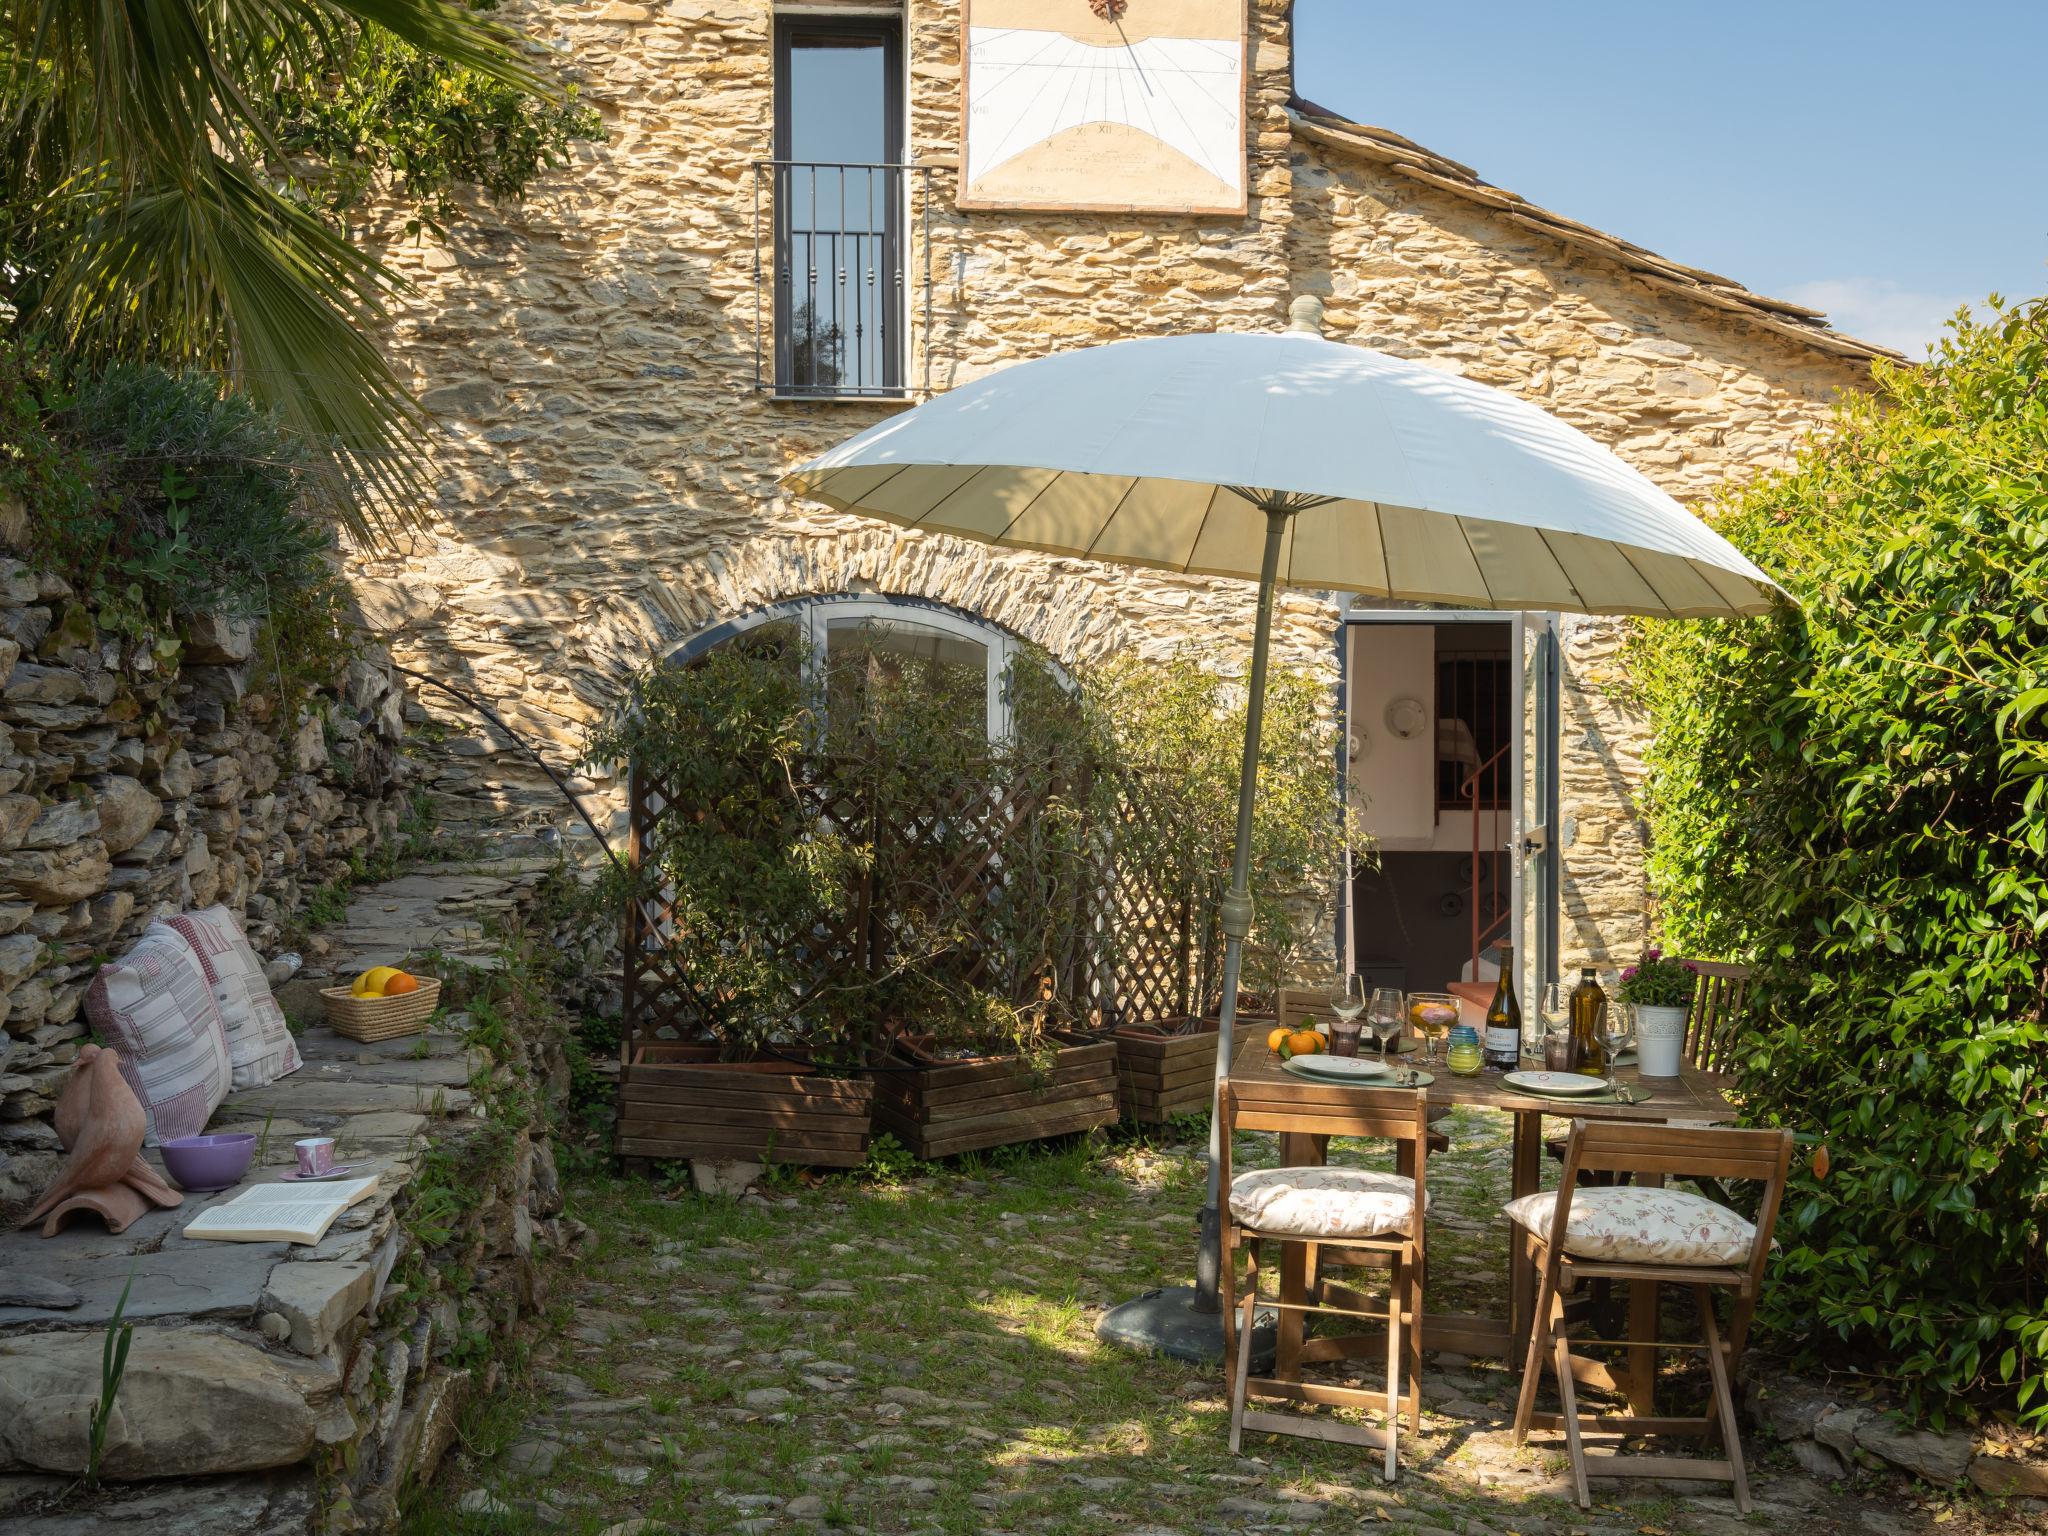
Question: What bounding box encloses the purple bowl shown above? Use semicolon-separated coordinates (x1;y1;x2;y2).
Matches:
160;1132;257;1192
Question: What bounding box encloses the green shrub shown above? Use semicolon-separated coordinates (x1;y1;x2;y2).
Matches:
1631;295;2048;1427
587;634;1361;1073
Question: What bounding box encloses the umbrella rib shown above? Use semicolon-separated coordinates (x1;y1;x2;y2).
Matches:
1083;476;1143;559
993;467;1067;543
825;462;915;513
915;464;999;525
1184;482;1232;574
1532;527;1590;611
1612;540;1681;614
1373;500;1392;596
1455;517;1500;607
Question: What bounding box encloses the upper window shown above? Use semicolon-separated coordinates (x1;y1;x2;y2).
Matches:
770;18;906;398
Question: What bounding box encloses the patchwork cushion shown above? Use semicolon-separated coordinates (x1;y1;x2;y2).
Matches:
1229;1167;1425;1239
165;905;301;1090
84;922;233;1145
1503;1186;1758;1267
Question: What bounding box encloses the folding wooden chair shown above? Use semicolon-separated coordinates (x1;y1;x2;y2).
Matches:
1218;1077;1429;1482
1507;1120;1794;1512
1680;960;1752;1075
1545;958;1753;1169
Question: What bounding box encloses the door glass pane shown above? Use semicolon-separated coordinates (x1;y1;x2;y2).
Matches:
786;35;889;165
823;618;989;746
779;28;898;394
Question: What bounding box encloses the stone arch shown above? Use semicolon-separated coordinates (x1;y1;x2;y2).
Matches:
573;526;1144;709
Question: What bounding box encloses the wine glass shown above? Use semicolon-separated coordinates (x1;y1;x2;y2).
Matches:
1600;1015;1632;1086
1328;974;1366;1057
1407;991;1457;1066
1367;987;1405;1057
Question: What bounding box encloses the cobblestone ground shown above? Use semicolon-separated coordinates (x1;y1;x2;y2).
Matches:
406;1112;2017;1536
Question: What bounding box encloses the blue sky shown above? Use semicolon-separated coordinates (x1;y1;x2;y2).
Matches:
1293;2;2048;355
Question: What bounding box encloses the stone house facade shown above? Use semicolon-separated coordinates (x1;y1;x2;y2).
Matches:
351;0;1887;986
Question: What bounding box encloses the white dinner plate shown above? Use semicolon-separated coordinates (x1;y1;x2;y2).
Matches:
1283;1055;1391;1081
1503;1070;1608;1096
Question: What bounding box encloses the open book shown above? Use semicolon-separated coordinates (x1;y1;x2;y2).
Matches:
183;1175;380;1246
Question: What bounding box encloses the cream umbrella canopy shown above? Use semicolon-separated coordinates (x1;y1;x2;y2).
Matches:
783;300;1783;1361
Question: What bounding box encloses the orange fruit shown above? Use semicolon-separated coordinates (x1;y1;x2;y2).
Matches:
1286;1029;1323;1056
1267;1026;1292;1054
382;972;420;996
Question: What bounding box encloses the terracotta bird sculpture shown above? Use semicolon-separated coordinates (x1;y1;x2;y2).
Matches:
21;1044;183;1236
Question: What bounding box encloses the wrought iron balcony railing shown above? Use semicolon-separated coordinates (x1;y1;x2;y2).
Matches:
753;160;931;400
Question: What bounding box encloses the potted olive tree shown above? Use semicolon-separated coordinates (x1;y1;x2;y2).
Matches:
1085;658;1364;1123
590;642;880;1169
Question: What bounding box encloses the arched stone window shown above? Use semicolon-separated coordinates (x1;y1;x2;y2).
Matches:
666;593;1053;742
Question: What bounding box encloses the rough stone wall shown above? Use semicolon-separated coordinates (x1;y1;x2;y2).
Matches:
0;866;592;1536
0;556;413;1210
350;0;1319;843
1290;140;1870;966
352;0;1872;967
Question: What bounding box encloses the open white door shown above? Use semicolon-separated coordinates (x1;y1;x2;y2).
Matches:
1337;607;1562;1031
1522;615;1563;1016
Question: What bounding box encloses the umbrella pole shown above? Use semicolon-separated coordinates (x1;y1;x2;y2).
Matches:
1194;504;1289;1312
1097;501;1292;1366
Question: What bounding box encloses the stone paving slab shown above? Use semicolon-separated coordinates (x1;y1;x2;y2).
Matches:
220;1074;472;1119
0;1235;286;1332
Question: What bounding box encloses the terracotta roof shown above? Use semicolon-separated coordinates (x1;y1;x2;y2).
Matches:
1288;98;1899;364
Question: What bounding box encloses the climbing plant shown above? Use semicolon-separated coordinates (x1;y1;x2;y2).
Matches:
1631;294;2048;1427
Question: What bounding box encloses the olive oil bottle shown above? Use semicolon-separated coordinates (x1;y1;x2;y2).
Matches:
1483;946;1523;1071
1568;967;1608;1074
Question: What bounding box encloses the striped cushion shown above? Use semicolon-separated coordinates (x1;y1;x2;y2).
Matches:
84;923;232;1145
164;906;301;1090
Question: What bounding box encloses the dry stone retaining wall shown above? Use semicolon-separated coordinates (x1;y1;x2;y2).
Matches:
353;0;1877;968
0;556;414;1216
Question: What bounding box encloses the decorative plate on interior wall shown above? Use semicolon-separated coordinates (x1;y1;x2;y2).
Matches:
1384;696;1427;740
959;0;1247;215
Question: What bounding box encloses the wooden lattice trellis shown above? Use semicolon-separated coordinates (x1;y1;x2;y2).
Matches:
620;757;1219;1062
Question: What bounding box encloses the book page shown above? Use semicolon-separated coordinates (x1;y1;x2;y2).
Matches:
184;1176;379;1244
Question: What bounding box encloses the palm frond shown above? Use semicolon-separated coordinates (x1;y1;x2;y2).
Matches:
2;0;551;539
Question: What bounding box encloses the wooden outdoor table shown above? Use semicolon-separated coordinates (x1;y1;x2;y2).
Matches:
1227;1034;1737;1414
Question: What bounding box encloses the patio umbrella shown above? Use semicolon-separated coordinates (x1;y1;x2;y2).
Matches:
783;297;1783;1361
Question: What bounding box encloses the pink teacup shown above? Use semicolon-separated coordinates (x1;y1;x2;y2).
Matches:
294;1137;337;1177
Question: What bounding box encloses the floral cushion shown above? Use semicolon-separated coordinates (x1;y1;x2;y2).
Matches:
1502;1186;1757;1267
1229;1167;1425;1239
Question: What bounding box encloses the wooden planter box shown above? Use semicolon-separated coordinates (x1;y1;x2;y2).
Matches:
1113;1017;1222;1123
873;1033;1119;1159
617;1044;875;1169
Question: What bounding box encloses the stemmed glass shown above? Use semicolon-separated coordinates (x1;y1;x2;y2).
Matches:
1368;987;1405;1058
1600;1016;1632;1091
1328;974;1366;1057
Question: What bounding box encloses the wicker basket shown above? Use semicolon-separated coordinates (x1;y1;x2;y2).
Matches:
319;977;441;1042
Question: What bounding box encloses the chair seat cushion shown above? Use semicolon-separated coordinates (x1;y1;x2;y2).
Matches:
1230;1167;1425;1238
1503;1186;1756;1267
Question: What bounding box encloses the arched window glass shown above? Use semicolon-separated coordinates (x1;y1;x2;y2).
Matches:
667;594;1042;741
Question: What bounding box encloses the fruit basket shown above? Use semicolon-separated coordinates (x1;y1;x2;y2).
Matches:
319;970;440;1042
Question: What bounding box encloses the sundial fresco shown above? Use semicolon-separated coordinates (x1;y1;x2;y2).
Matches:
960;0;1247;214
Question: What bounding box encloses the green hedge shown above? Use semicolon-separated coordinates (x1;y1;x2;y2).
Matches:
1631;297;2048;1427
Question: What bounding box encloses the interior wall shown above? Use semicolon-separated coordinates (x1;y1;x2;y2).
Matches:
1350;851;1488;995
